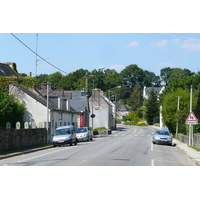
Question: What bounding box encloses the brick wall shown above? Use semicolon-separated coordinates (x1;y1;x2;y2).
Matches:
0;128;47;152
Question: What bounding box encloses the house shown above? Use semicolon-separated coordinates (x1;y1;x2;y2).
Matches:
9;82;79;143
89;88;116;130
143;86;165;128
0;63;19;77
143;86;165;99
116;100;129;121
38;86;87;128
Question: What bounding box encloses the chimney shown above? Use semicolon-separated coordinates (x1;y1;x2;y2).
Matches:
66;100;70;111
92;88;101;106
58;97;63;109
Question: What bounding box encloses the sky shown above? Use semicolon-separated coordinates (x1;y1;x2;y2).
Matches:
1;33;200;77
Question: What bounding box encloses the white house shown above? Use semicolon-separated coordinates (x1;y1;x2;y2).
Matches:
89;88;116;130
9;82;79;143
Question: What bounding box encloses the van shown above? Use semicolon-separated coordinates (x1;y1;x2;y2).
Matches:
52;125;77;147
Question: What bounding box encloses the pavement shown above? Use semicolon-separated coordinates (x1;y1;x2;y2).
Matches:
1;126;200;165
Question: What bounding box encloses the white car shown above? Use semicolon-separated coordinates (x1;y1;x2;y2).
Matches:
52;125;77;147
76;127;93;142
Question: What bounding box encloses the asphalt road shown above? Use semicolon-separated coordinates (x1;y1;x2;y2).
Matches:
0;125;195;166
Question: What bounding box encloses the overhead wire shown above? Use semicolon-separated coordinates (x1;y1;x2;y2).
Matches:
10;33;68;75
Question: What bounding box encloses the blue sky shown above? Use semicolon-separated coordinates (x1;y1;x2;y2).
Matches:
1;33;200;76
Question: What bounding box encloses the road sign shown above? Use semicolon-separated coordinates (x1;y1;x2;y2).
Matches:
186;111;198;124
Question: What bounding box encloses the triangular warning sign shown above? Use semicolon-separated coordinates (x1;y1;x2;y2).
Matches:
186;111;198;121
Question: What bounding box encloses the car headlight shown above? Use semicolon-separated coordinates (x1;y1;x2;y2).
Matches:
65;137;70;140
167;138;172;140
84;134;87;137
155;136;160;140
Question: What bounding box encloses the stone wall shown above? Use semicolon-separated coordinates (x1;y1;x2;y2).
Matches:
177;133;200;149
0;128;47;152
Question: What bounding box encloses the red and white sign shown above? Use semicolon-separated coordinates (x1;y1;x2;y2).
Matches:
186;111;198;124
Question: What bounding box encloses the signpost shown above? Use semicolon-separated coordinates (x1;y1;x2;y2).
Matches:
186;111;198;146
186;111;198;125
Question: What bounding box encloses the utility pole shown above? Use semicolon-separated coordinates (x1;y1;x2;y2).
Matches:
176;96;181;138
36;33;38;77
189;85;193;146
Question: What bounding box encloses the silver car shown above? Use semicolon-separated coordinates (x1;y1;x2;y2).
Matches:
152;130;173;145
76;127;93;142
52;125;77;147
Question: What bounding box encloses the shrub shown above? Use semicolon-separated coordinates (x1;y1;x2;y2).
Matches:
136;121;148;126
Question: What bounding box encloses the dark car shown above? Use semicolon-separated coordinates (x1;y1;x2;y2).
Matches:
152;130;173;145
76;127;93;142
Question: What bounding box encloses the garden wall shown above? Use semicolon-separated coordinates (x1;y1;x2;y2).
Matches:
0;128;46;152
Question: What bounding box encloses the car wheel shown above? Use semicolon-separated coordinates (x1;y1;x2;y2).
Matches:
90;137;93;141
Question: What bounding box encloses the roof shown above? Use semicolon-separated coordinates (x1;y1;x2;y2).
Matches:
9;82;78;113
143;86;165;99
0;63;19;77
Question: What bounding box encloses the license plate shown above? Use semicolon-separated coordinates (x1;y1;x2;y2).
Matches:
58;140;64;143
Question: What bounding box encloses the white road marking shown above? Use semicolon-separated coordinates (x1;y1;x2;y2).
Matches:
151;159;154;166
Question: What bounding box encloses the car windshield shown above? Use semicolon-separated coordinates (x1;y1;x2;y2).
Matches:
156;130;170;135
55;128;71;135
76;127;87;133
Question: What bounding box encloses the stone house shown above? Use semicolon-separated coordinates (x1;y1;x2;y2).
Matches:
89;88;115;130
9;82;79;143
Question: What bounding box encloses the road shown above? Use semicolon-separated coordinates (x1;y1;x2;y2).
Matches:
0;125;195;166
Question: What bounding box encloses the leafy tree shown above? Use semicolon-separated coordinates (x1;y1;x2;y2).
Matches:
145;89;159;125
162;88;198;133
120;64;144;88
47;72;63;89
104;69;122;89
127;85;143;110
0;92;25;129
160;67;194;86
35;74;49;87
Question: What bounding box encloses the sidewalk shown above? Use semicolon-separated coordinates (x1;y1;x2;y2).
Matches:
150;125;200;166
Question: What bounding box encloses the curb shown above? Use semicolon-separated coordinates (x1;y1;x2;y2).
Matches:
0;145;53;160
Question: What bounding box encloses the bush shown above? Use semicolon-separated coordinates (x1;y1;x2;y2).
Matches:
136;121;148;126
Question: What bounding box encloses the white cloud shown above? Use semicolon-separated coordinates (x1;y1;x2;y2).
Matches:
156;62;173;67
125;41;139;48
181;38;200;50
172;38;200;51
108;64;124;72
150;39;168;48
172;38;181;44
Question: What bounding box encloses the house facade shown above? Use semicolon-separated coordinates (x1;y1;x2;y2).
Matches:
9;82;79;143
89;88;116;130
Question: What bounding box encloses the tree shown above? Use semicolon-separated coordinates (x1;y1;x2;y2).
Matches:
0;92;25;129
145;89;159;125
120;64;144;88
127;85;143;110
47;72;63;89
162;88;198;133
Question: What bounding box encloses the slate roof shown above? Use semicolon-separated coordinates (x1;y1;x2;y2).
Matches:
9;82;78;113
0;63;19;77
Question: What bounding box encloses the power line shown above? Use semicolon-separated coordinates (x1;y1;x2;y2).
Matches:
10;33;68;75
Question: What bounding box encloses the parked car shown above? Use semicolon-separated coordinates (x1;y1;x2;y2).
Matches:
76;127;93;142
152;129;173;145
52;125;77;147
